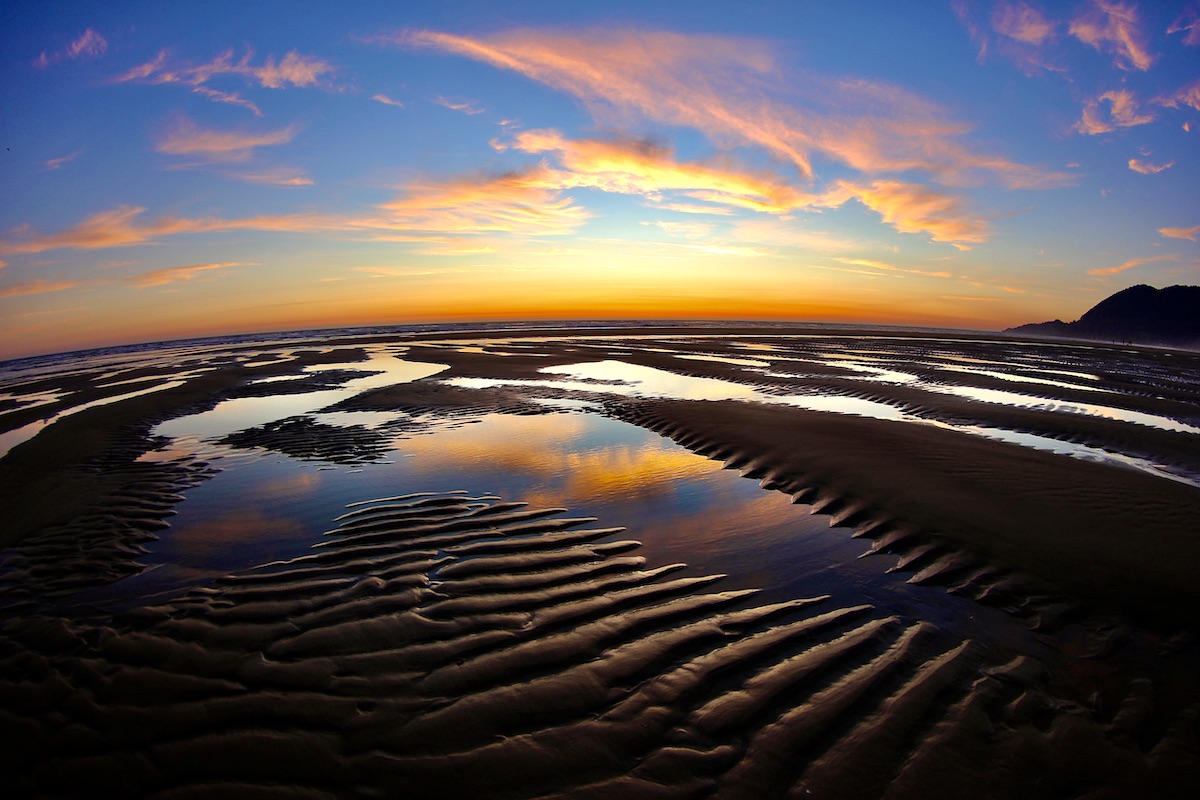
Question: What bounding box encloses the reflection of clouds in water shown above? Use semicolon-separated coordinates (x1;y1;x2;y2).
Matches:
166;509;307;563
397;413;716;503
255;470;324;501
154;356;445;441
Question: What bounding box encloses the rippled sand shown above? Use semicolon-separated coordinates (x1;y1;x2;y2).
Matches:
2;324;1199;797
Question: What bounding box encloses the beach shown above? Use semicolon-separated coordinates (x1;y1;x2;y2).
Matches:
2;324;1199;797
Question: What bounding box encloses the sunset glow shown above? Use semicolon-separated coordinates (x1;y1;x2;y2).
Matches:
2;1;1197;359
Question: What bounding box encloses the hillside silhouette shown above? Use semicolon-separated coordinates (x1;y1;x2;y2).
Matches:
1006;284;1200;347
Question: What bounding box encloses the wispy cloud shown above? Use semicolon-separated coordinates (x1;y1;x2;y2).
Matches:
1159;224;1200;241
115;48;336;114
1075;89;1154;134
647;221;713;238
155;118;298;163
1168;6;1200;46
0;169;588;256
957;0;1066;74
1127;158;1173;174
0;205;342;255
993;1;1055;44
42;151;82;171
649;201;736;216
1156;78;1200;112
0;279;83;299
834;257;955;279
34;28;107;68
435;96;484;115
398;28;1067;190
820;180;990;248
375;167;589;236
227;167;314;186
1087;253;1177;275
498;129;811;214
127;261;256;287
372;93;405;107
1069;0;1155;71
840;260;950;281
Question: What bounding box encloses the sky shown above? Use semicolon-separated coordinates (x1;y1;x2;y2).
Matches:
1;1;1198;360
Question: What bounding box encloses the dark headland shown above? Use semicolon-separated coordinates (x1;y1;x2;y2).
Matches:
1006;284;1200;348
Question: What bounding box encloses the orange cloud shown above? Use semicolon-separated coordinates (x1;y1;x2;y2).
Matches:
993;1;1055;44
155;118;298;162
1076;89;1154;134
372;93;404;107
1168;7;1200;45
958;0;1068;75
1087;254;1177;275
1127;158;1173;174
820;180;989;248
0;169;587;256
0;205;343;255
42;151;81;171
1069;0;1155;71
1159;225;1200;241
115;48;336;114
227;167;314;186
0;279;82;299
126;261;255;287
435;97;484;114
1157;78;1200;112
34;28;107;68
834;257;954;279
375;167;589;236
400;28;1065;189
501;129;811;213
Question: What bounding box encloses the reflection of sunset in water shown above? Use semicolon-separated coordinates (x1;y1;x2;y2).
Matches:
387;411;870;601
397;412;715;503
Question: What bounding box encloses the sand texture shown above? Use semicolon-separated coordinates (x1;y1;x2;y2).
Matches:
5;491;1197;799
2;325;1199;797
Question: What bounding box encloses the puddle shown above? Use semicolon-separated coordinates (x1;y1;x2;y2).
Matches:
449;359;1200;486
153;352;446;441
937;364;1111;393
931;384;1200;434
86;410;946;622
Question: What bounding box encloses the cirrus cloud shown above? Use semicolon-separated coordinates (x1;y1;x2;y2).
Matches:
154;118;298;163
0;205;342;255
397;27;1067;190
115;48;337;115
1069;0;1155;71
127;261;257;288
1087;253;1177;275
1127;158;1173;174
1159;224;1200;241
498;129;813;214
819;180;990;248
1075;89;1155;134
0;279;83;299
34;28;107;68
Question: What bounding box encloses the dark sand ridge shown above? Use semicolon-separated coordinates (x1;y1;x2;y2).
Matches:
4;492;1196;798
615;399;1200;622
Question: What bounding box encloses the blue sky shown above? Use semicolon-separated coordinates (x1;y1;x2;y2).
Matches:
1;1;1197;358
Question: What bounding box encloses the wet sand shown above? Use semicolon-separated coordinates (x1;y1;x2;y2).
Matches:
2;324;1199;797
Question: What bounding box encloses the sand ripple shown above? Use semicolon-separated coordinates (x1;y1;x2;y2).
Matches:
3;491;1197;798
